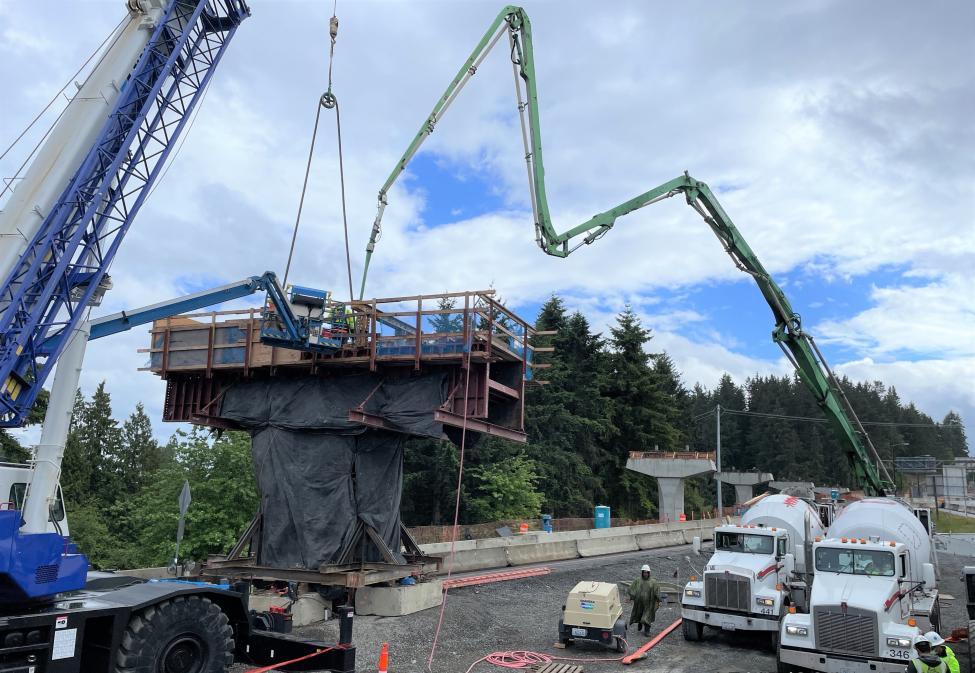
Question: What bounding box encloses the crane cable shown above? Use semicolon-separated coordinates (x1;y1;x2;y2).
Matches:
282;1;355;303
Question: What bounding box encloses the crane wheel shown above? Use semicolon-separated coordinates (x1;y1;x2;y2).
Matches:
114;595;234;673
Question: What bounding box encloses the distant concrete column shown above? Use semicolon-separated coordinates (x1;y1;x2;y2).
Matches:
626;451;717;522
657;478;686;523
715;471;774;505
734;484;754;505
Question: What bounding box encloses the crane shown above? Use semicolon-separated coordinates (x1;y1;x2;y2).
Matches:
359;5;893;497
0;2;356;670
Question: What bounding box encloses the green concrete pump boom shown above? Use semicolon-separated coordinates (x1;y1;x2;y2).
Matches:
359;6;891;496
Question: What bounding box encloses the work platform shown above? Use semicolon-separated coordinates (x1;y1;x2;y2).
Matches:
141;289;546;442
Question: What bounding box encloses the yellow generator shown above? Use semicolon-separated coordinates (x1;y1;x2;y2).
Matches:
558;581;627;651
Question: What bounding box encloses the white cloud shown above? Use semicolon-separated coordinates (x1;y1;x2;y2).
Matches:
817;273;975;358
1;0;972;443
836;357;975;428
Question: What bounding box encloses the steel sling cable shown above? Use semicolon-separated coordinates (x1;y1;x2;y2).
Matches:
427;328;475;670
282;1;355;302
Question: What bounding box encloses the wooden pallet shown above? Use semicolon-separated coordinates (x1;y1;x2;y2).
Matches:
532;664;583;673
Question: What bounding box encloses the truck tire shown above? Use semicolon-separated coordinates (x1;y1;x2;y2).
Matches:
614;635;626;653
776;653;803;673
768;628;779;652
114;595;234;673
681;618;703;641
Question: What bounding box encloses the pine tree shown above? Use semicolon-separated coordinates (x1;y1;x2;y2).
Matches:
941;411;969;458
77;382;122;505
60;390;91;504
117;403;162;494
602;307;683;517
522;299;610;516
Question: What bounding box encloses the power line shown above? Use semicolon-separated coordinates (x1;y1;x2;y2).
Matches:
696;406;962;429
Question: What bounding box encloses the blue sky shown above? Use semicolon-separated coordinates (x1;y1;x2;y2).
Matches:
1;0;972;448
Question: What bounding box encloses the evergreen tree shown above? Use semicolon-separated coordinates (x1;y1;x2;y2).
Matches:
429;297;463;334
59;390;91;504
117;403;162;494
78;382;123;504
941;411;969;458
602;307;683;517
522;299;610;516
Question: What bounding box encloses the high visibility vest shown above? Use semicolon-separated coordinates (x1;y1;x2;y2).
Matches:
941;646;960;673
911;658;947;673
345;306;355;330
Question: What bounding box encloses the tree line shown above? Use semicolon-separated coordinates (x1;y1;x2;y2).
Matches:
401;296;970;524
0;296;967;566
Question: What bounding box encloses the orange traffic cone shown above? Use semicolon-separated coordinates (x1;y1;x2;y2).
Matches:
678;513;686;522
378;642;389;673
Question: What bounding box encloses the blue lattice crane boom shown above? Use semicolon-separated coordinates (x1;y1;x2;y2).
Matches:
0;0;248;599
0;0;249;429
0;4;358;670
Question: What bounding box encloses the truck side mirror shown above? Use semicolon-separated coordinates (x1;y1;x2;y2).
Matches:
692;536;701;555
922;563;936;589
783;553;795;577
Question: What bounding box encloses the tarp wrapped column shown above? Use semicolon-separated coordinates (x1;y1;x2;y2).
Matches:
219;374;447;569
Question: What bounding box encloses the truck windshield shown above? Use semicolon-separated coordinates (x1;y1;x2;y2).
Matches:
716;532;774;554
815;548;895;576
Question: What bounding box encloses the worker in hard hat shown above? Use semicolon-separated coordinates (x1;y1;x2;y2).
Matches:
626;564;660;635
924;631;959;673
911;638;948;673
344;304;356;342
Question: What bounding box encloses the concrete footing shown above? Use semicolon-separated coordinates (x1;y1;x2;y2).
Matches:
356;580;444;616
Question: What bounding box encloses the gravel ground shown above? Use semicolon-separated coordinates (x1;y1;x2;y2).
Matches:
231;544;973;673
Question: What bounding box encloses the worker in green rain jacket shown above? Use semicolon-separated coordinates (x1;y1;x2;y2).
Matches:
626;564;660;635
925;632;960;673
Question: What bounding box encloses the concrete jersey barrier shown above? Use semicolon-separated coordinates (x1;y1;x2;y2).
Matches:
420;519;730;574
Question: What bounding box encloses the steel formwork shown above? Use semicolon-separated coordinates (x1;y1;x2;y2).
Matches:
142;289;546;441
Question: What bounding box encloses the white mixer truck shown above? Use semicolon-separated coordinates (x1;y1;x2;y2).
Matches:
681;494;827;646
778;498;938;673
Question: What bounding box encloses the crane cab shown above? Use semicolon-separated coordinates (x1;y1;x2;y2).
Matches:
0;462;68;535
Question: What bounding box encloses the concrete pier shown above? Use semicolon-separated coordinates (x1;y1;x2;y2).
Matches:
626;451;716;522
716;471;774;504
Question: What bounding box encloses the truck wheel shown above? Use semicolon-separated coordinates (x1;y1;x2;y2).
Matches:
681;618;703;641
614;635;626;653
768;629;779;652
776;653;802;673
114;595;234;673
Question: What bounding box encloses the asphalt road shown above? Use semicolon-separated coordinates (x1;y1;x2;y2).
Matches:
231;544;973;673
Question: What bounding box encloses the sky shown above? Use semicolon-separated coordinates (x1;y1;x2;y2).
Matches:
1;0;973;451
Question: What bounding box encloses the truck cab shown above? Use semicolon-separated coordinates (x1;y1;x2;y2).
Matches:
682;523;794;641
0;462;68;536
779;536;940;673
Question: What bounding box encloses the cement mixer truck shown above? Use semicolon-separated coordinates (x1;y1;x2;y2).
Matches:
681;494;827;646
778;498;938;673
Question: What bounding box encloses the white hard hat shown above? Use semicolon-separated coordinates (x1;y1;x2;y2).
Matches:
924;631;946;647
641;564;651;572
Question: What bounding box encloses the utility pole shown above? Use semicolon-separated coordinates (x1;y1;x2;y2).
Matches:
716;404;723;519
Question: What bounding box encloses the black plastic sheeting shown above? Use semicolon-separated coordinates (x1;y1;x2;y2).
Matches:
219;374;447;569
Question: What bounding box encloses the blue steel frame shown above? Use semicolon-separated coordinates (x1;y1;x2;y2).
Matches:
0;0;250;428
